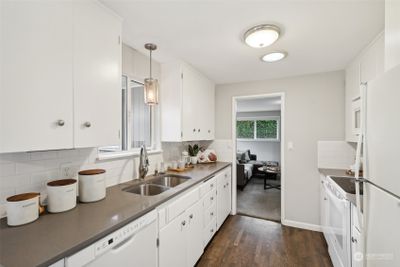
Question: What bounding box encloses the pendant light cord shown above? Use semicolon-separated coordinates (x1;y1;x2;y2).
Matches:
150;50;152;79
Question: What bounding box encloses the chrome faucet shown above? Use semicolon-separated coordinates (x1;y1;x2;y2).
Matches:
139;145;149;179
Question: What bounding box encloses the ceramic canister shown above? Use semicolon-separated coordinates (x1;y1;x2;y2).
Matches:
46;179;77;213
6;192;40;226
78;169;106;203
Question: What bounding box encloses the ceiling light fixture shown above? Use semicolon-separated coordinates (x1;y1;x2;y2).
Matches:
244;24;280;48
261;51;287;63
144;43;159;105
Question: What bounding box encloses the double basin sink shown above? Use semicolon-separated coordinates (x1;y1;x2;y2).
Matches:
123;174;191;196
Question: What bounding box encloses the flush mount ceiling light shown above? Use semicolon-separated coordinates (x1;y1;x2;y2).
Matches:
244;24;280;48
261;51;287;63
144;43;159;105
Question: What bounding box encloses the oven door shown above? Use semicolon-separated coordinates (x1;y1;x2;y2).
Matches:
324;183;351;267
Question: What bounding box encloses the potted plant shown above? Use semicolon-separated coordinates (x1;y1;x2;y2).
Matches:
188;144;200;165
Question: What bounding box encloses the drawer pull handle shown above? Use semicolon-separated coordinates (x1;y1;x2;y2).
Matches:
189;214;193;219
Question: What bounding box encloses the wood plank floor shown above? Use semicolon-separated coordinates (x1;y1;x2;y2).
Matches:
196;215;333;267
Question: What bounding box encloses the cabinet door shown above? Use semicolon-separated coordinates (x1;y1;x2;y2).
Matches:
159;212;187;267
186;200;205;267
181;64;200;141
351;225;363;267
216;171;231;229
73;2;121;148
0;2;74;152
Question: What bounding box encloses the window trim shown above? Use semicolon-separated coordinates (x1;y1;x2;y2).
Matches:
236;116;280;142
97;75;159;159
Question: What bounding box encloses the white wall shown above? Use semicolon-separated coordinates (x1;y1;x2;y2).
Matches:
214;70;345;229
237;141;280;163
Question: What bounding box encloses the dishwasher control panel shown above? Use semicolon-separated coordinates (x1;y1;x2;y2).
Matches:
65;210;157;267
95;210;157;256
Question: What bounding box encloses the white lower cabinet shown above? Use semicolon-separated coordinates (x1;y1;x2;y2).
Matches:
159;166;232;267
217;168;232;229
159;194;204;267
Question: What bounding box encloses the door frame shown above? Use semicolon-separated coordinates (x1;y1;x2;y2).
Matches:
231;92;286;222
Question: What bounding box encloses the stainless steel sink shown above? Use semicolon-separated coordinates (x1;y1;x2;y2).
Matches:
149;175;191;188
123;184;170;196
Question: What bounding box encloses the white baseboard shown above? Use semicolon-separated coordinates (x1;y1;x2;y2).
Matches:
282;219;322;232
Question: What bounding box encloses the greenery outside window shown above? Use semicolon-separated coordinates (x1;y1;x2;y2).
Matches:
237;116;280;141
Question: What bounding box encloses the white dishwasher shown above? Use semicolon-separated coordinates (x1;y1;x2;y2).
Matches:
65;210;157;267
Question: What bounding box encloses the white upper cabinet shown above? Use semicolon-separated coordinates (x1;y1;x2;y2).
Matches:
345;32;384;142
0;1;121;153
161;62;215;142
73;2;121;148
0;2;74;152
385;0;400;71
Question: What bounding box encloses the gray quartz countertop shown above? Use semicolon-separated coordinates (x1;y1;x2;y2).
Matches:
0;162;231;267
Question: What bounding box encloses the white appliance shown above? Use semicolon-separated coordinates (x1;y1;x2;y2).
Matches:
65;210;157;267
354;64;400;267
323;177;351;267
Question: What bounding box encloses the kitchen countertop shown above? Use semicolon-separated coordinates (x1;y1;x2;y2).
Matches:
0;162;231;267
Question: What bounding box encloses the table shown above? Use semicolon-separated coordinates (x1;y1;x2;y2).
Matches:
258;166;281;190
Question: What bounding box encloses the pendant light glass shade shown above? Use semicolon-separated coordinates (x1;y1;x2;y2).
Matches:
144;43;159;105
144;77;159;105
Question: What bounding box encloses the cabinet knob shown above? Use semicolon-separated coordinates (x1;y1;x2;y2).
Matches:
189;214;193;219
210;212;214;216
198;129;200;132
208;130;211;133
57;120;65;127
210;197;214;201
223;185;226;188
84;122;91;128
324;197;327;201
193;128;196;132
210;184;214;188
210;229;214;233
182;220;186;226
351;237;358;243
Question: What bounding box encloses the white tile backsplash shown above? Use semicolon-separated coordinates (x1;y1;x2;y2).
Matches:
317;141;356;169
0;148;164;218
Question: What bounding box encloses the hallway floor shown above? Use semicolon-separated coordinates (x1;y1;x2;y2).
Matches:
237;177;281;221
197;215;333;267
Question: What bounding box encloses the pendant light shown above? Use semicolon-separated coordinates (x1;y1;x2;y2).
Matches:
144;43;159;105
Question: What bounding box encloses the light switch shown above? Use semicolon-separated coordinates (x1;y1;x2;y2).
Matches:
288;142;294;150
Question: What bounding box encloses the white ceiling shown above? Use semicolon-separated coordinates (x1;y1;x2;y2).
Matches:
237;96;281;112
102;0;384;84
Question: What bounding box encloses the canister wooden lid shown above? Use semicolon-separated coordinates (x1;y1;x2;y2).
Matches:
47;179;77;187
78;169;106;175
7;192;39;202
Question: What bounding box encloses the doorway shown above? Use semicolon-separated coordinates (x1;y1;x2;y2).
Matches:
231;93;285;222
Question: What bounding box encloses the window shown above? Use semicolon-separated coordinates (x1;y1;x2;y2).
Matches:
99;75;154;154
237;117;280;141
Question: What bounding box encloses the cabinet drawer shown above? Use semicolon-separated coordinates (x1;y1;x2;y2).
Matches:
203;217;217;246
204;203;216;227
167;187;200;222
200;176;217;197
203;188;216;209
